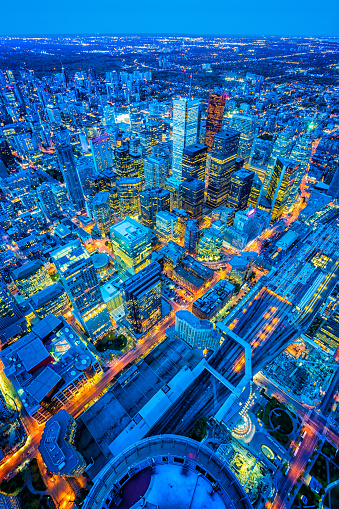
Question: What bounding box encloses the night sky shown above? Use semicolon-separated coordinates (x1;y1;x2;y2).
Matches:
1;0;339;37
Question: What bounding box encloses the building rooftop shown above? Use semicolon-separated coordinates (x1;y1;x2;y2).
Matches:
110;217;149;241
194;280;235;315
11;260;42;281
91;252;110;270
30;283;65;309
39;410;85;476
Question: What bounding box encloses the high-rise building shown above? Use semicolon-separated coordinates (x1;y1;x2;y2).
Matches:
116;178;142;219
0;137;15;168
156;210;178;241
184;219;199;255
76;157;95;199
37;183;59;219
172;208;189;237
182;143;207;181
140;188;171;229
52;183;68;207
164;177;182;209
229;114;256;165
115;147;137;179
226;169;254;213
182;177;205;221
206;128;240;209
197;226;224;261
172;98;200;181
90;135;113;172
172;310;217;349
143;156;168;189
56;143;85;210
130;152;144;182
266;157;300;222
247;175;262;208
204;93;226;152
90;191;115;237
51;241;112;341
0;282;24;331
261;128;294;197
129;102;143;133
12;260;52;298
121;262;162;335
110;217;152;280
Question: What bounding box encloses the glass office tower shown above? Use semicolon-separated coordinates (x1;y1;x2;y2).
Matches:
172;98;200;181
204;93;226;153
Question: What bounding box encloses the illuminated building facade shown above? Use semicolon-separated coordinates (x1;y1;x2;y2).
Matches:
184;219;199;255
197;227;224;261
30;283;70;319
0;282;24;330
266;157;300;222
90;135;113;172
206;128;240;209
226;169;254;213
182;143;207;181
110;217;152;280
140;187;171;229
115;147;137;179
121;262;162;335
170;310;218;349
172;207;189;236
130;152;144;182
144;156;168;189
172;98;200;181
51;241;112;341
116;177;142;218
165;177;182;209
182;177;205;221
247;175;262;208
229;114;256;165
56;143;85;210
129;102;143;133
204;93;226;153
12;260;52;298
90;191;115;237
37;183;59;219
315;309;339;352
156;210;178;241
261;127;294;197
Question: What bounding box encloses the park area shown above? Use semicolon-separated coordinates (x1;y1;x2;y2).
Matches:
96;332;127;352
257;396;295;447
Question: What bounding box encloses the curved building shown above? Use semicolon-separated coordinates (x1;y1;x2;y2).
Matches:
83;435;252;509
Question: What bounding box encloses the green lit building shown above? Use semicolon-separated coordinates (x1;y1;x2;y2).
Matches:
110;217;152;281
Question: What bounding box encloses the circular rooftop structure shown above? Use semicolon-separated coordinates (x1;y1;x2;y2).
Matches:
92;252;110;270
83;435;252;509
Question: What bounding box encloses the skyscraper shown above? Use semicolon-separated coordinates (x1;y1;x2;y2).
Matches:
182;177;205;221
37;183;59;219
206;128;240;209
229;114;256;165
56;143;85;210
182;143;207;181
164;177;182;209
0;282;24;331
115;147;137;179
226;169;254;213
140;188;171;229
204;93;226;152
266;157;300;222
121;262;162;335
90;135;113;172
129;102;143;133
143;156;168;189
184;219;199;255
110;217;152;280
90;191;115;237
248;175;262;209
261;128;294;197
156;210;178;241
172;98;200;181
51;241;112;341
116;178;142;219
